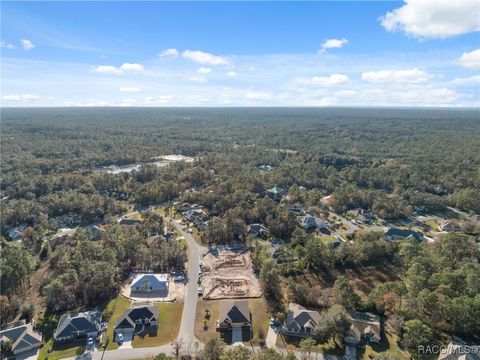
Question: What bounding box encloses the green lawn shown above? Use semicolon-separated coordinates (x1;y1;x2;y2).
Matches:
359;331;409;360
132;302;184;348
249;297;271;345
195;300;220;343
37;339;85;360
104;296;132;350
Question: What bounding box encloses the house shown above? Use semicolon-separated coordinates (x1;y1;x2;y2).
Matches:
54;215;80;229
438;339;480;360
176;202;203;213
258;165;273;171
118;218;143;226
439;220;459;232
345;311;381;346
0;323;42;356
114;306;158;342
384;228;423;243
267;186;285;199
284;204;305;216
182;209;206;222
130;273;169;294
54;310;102;342
282;303;320;338
84;225;104;240
347;208;374;224
247;223;269;238
7;224;28;241
299;215;330;230
216;300;251;342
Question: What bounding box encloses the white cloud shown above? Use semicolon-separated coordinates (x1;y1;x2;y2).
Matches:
335;90;357;97
449;75;480;86
225;71;238;77
159;48;179;57
297;74;349;86
144;96;173;105
2;94;39;101
120;63;144;72
185;95;208;104
457;49;480;69
362;68;430;83
245;92;272;101
197;67;212;74
187;75;208;83
182;50;229;65
20;39;35;50
320;38;348;52
93;65;123;74
380;0;480;38
1;41;16;49
120;86;141;93
93;63;144;74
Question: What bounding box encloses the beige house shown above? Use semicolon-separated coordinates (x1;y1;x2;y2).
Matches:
345;311;381;345
281;303;320;338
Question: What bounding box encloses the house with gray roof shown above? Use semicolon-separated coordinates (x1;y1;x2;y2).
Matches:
130;273;169;294
282;303;320;338
345;311;381;346
247;223;269;238
384;228;423;243
438;339;480;360
0;323;42;356
54;310;102;343
217;300;251;329
114;306;158;342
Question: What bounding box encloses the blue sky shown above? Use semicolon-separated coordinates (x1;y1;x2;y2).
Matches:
1;1;479;107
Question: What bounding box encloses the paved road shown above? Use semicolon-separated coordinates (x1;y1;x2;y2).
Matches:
167;217;207;348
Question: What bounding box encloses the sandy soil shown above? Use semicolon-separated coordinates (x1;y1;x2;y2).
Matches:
200;248;262;300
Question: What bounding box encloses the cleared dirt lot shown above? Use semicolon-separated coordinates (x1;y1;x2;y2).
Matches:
200;246;262;299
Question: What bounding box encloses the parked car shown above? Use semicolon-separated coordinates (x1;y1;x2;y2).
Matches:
198;287;203;296
117;333;124;343
269;317;277;327
87;336;94;347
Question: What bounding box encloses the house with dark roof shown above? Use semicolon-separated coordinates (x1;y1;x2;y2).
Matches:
384;228;423;243
54;310;102;343
299;215;330;230
282;303;320;338
7;224;28;241
114;306;158;342
216;300;251;343
345;311;381;346
0;323;42;356
247;223;269;238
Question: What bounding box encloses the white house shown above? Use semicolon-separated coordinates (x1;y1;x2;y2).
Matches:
130;273;168;293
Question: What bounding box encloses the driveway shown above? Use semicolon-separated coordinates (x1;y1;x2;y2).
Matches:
266;326;278;348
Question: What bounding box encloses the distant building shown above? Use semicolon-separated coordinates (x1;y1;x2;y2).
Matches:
258;165;273;171
84;225;104;240
345;311;381;346
182;209;206;222
384;228;423;243
347;208;374;224
267;186;285;199
284;204;305;216
7;224;28;241
438;339;480;360
114;306;158;342
118;218;143;226
299;215;329;230
54;310;103;342
439;220;459;232
282;303;320;338
247;223;269;238
130;273;168;293
0;323;42;356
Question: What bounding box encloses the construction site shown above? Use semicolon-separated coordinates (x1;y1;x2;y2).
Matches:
200;246;262;300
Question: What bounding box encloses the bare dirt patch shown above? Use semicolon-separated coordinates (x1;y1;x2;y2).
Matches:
200;246;262;299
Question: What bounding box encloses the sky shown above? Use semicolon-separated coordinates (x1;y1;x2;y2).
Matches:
1;1;479;107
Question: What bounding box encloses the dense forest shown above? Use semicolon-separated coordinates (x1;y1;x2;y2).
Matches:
1;107;479;356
